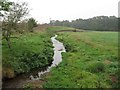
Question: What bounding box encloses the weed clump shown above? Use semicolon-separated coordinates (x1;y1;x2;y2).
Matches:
86;61;105;73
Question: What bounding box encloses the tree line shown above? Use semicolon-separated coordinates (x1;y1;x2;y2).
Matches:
50;16;118;31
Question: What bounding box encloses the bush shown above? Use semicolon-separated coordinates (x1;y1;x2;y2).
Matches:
16;48;53;74
6;47;54;75
86;61;105;73
28;18;37;32
60;40;77;52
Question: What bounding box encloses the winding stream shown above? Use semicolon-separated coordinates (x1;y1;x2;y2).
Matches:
3;35;66;88
35;35;66;79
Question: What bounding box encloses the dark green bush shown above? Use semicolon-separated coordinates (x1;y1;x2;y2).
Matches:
11;47;53;74
86;61;105;73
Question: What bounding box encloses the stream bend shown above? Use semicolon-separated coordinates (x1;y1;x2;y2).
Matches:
34;34;66;79
3;35;66;88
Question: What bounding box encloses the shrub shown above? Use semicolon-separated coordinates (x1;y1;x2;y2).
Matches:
9;47;53;75
28;18;37;32
86;61;105;73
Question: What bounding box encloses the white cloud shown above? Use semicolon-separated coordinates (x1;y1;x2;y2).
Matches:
11;0;119;23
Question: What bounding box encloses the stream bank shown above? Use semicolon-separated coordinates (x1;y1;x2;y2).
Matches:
2;35;66;88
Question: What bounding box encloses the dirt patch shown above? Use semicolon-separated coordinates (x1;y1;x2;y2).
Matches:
2;67;15;79
110;74;118;84
76;38;81;41
34;24;51;32
24;72;51;88
25;80;45;88
104;60;112;65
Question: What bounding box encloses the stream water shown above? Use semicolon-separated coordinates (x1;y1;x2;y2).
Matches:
2;35;66;88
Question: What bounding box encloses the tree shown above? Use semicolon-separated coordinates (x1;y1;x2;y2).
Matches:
27;18;37;32
1;1;29;48
0;0;12;17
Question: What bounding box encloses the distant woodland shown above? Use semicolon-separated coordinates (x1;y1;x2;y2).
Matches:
50;16;119;31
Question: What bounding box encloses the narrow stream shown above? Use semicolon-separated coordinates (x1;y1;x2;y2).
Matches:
35;35;66;78
3;35;66;88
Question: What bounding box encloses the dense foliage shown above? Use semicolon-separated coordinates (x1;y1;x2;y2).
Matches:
0;0;12;16
2;33;54;78
50;16;118;31
28;18;37;32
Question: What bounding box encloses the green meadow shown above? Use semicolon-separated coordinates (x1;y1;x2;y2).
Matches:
43;28;118;88
1;0;119;88
2;26;118;88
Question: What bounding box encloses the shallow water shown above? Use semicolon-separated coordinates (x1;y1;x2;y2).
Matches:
37;35;66;77
2;35;66;88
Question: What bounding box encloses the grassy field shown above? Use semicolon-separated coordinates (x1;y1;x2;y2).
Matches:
43;29;118;88
2;25;75;82
46;26;76;36
2;31;54;78
47;26;75;31
2;25;118;88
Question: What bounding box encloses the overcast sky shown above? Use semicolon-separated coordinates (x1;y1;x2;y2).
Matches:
12;0;119;23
